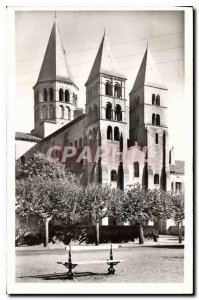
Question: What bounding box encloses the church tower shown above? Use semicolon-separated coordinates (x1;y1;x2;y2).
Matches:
32;16;79;139
129;45;170;191
85;32;129;188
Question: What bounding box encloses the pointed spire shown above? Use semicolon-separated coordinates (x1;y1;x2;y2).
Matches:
36;19;77;87
85;32;126;85
130;45;167;93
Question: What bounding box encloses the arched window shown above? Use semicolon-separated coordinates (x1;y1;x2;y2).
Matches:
75;140;78;148
152;113;156;125
60;105;64;119
49;88;54;101
156;114;160;126
105;81;112;96
114;126;120;141
114;84;121;98
155;133;158;144
66;106;71;120
107;126;113;140
43;89;48;102
72;93;76;105
49;105;55;119
156;95;160;106
154;174;159;184
111;170;117;181
65;90;70;102
134;162;139;177
106;102;112;120
59;89;64;102
42;105;47;119
115;104;122;121
152;94;155;105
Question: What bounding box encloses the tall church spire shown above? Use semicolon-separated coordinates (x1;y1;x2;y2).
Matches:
85;31;126;85
130;45;167;93
36;18;76;86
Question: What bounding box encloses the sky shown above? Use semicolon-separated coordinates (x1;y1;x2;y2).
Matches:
15;10;185;160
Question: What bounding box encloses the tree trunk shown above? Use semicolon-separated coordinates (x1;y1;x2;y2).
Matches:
139;224;144;244
44;218;50;247
178;221;182;244
95;213;100;246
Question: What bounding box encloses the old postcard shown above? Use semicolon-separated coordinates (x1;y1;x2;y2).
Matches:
6;6;193;294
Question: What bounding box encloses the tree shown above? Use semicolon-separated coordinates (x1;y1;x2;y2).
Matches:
81;184;117;245
119;184;151;244
170;192;185;243
16;152;81;247
117;185;174;244
16;152;79;184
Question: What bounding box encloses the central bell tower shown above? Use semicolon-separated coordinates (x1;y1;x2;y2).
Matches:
32;16;79;139
84;32;129;188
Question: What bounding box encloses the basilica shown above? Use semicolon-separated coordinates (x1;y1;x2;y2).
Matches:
16;18;184;197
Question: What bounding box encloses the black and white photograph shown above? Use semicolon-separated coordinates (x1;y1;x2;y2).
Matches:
6;6;193;295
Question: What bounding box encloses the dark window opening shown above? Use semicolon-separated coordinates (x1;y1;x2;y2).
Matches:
107;126;113;140
105;82;112;96
43;89;47;102
156;95;160;106
176;182;182;191
66;106;71;120
154;174;159;184
106;102;112;120
155;133;158;144
114;84;121;98
134;161;139;177
156;114;160;126
59;89;64;102
65;90;70;102
152;94;155;105
111;170;117;181
49;88;54;101
114;127;120;141
60;105;64;119
152;113;156;125
115;104;122;121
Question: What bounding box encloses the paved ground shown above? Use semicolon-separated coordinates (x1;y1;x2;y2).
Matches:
16;246;184;283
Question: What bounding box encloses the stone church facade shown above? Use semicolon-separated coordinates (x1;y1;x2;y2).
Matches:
16;18;184;197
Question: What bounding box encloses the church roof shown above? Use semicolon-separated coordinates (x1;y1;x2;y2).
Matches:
170;160;185;175
35;18;77;88
85;32;126;85
15;132;42;142
130;45;167;93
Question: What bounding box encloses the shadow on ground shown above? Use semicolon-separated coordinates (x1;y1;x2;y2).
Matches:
18;271;109;281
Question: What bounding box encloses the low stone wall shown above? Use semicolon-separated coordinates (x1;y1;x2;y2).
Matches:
16;212;160;246
49;224;159;244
